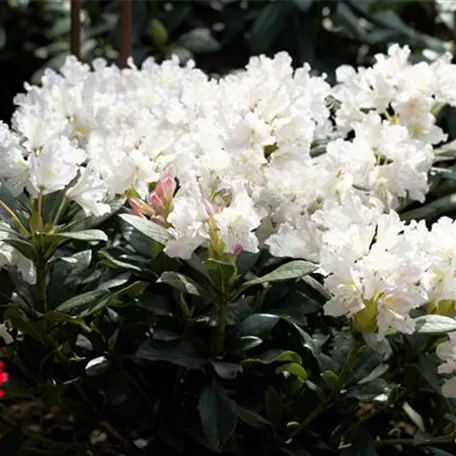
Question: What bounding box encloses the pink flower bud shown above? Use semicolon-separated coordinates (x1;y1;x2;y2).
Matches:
148;193;165;212
151;215;166;226
154;176;176;203
128;198;145;217
231;243;243;256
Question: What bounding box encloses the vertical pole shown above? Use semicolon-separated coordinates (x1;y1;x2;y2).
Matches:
70;0;81;59
119;0;132;68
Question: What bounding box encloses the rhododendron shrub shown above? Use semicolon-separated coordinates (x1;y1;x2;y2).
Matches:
1;45;456;455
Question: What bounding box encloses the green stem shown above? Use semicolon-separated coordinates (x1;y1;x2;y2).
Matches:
214;295;228;355
51;194;67;228
35;255;48;313
375;432;455;448
338;340;363;387
0;199;28;237
289;340;363;440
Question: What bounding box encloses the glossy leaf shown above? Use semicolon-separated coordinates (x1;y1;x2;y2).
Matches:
198;381;238;450
119;213;170;245
136;340;207;369
414;315;456;334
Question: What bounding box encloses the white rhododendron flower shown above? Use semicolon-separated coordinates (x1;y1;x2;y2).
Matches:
0;43;456;343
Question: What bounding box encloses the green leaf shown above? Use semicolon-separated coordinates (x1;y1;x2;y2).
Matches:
403;402;425;432
291;0;313;11
119;213;170;245
238;407;272;430
48;229;108;242
136;340;207;369
100;250;143;272
55;275;130;313
418;354;442;394
204;258;237;293
198;381;238;450
322;370;340;390
44;311;91;332
232;313;280;338
137;291;173;317
3;238;37;261
414;315;456;334
211;361;243;379
333;2;366;38
241;260;317;290
113;280;148;299
4;306;46;342
249;2;294;54
228;335;263;352
85;356;111;377
243;349;301;365
178;28;221;53
276;362;308;382
157;271;205;297
264;385;283;431
55;288;110;313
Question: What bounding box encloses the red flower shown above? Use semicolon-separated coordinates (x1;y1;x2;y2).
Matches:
0;361;8;398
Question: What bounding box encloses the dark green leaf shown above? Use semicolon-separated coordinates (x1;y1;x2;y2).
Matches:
204;258;237;293
228;335;263;352
249;2;294;54
243;349;301;365
3;238;37;261
414;315;456;334
137;291;173;317
136;340;207;369
100;250;143;272
333;2;366;38
211;361;243;380
48;229;108;242
178;28;221;53
242;260;317;290
55;288;110;313
198;381;238;450
232;313;280;338
157;271;205;296
291;0;313;12
264;385;283;430
238;407;272;430
119;213;170;245
85;356;111;377
276;362;308;382
322;370;340;390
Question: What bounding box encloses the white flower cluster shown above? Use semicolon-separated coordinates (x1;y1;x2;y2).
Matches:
1;45;456;352
321;214;456;333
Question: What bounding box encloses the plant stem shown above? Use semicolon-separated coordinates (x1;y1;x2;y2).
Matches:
289;340;363;440
375;432;455;448
51;194;67;228
0;199;28;236
338;340;363;387
35;255;48;313
214;295;228;355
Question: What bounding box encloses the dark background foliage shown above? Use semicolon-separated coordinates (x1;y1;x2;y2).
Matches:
0;0;454;123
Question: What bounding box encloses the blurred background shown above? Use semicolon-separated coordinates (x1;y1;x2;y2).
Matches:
0;0;455;124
